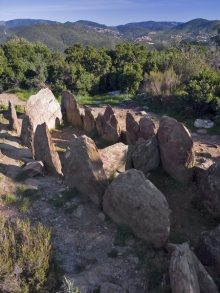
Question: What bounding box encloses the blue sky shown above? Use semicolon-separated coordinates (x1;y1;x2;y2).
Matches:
0;0;220;26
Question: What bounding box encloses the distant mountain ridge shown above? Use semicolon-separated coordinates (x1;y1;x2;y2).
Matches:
0;18;219;51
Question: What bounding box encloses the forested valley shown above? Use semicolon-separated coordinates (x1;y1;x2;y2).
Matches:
0;34;220;122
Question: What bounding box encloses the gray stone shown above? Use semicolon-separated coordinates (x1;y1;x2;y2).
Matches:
23;160;44;177
72;205;84;219
195;224;220;276
157;116;195;185
34;123;62;176
130;135;160;174
20;114;34;152
64;135;109;207
103;169;170;248
61;91;83;127
169;243;218;293
194;119;214;129
199;163;220;216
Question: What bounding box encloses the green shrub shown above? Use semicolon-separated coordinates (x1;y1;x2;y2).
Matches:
2;193;17;204
0;218;52;293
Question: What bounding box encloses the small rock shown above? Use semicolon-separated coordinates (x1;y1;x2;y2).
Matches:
72;205;84;219
98;212;106;221
197;129;208;134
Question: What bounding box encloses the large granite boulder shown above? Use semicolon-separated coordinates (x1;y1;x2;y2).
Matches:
64;135;109;207
102;169;170;248
199;163;220;216
33;123;62;176
61;91;83;127
157;116;195;184
8;101;19;134
96;105;121;143
25;88;62;131
169;243;218;293
126;135;160;174
195;224;220;276
83;106;96;133
99;142;128;180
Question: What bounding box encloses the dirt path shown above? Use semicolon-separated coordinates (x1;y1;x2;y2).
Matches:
0;93;26;106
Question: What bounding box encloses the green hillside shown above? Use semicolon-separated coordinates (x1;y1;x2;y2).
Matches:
0;18;219;51
9;23;122;51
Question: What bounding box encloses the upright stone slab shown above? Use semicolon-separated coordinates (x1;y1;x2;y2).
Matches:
96;105;121;143
138;116;156;140
61;91;83;127
103;169;170;248
83;106;96;133
34;123;62;176
126;112;139;145
199;163;220;216
126;112;156;145
8;101;19;133
25;88;62;132
157;116;195;184
170;243;218;293
64;135;109;207
20;114;34;153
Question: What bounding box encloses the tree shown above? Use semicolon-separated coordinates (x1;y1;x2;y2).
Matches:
184;69;220;116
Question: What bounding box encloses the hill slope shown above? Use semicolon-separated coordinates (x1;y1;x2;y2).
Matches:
0;18;219;51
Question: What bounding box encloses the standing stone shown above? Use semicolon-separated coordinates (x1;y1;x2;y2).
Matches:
126;112;156;145
157;116;195;184
64;135;109;207
126;112;139;145
131;135;160;174
103;169;170;248
199;163;220;216
96;105;121;143
61;91;83;127
20;114;34;153
195;224;220;276
169;243;218;293
34;123;62;176
83;106;96;133
25;88;62;131
8;101;19;133
138;116;157;141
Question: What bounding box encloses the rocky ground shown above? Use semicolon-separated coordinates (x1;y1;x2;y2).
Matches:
0;93;220;292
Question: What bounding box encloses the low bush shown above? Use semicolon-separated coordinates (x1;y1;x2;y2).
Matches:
0;218;52;293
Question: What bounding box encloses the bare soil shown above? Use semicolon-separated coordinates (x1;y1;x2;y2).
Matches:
0;93;220;292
